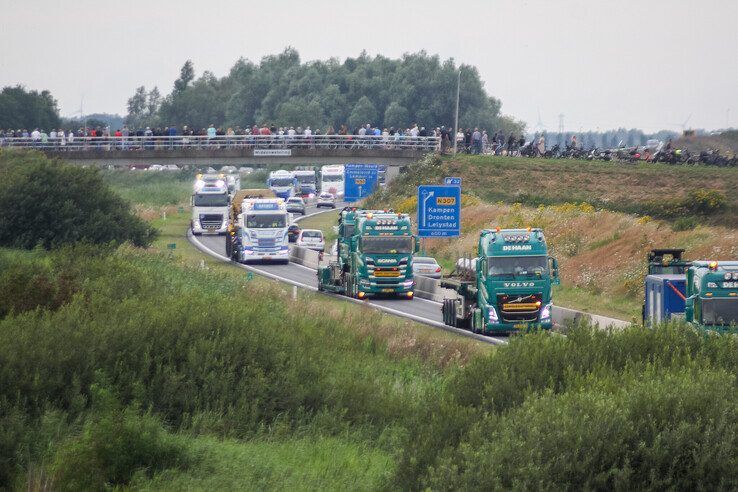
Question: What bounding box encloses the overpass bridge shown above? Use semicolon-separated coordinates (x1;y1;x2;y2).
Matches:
1;135;438;169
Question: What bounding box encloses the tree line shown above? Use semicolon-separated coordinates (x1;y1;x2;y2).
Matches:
126;48;523;134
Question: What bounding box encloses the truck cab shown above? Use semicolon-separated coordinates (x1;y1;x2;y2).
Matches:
685;261;738;331
442;228;560;334
191;174;230;235
319;209;417;299
267;170;297;200
229;197;290;264
293;168;317;198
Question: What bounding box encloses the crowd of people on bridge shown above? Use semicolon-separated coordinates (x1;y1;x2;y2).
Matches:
0;123;526;154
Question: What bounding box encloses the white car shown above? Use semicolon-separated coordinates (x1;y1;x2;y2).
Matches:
296;229;325;252
148;164;164;171
412;256;442;279
220;165;238;174
239;166;255;175
316;192;336;208
163;164;180;171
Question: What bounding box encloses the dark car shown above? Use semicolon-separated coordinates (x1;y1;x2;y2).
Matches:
287;224;301;243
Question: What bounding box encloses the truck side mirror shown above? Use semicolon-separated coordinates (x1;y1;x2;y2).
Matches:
549;257;560;285
414;236;420;254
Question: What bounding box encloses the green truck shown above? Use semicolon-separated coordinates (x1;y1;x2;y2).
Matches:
441;227;560;334
684;261;738;331
317;208;417;299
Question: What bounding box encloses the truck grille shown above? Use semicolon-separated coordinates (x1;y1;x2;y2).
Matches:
257;238;277;248
497;293;542;323
200;214;223;229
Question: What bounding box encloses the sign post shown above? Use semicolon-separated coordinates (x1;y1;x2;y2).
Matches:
344;163;379;202
417;185;461;238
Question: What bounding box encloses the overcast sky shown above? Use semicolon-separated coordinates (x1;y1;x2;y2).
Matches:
2;0;736;132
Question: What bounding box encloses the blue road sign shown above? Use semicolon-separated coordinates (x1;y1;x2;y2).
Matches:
444;176;462;186
417;185;461;237
344;163;379;202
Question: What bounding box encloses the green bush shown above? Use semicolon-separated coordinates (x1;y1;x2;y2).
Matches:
672;216;698;231
51;385;190;490
0;150;157;248
392;323;738;489
684;188;726;214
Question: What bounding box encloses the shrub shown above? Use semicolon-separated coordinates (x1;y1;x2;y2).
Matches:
0;150;157;249
51;385;190;490
391;323;738;489
672;216;698;231
684;189;726;215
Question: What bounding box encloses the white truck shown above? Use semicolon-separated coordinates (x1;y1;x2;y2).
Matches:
292;167;318;198
226;190;290;264
191;174;230;235
267;169;297;200
320;165;345;198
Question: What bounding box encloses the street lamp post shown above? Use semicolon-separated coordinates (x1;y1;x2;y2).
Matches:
453;69;460;155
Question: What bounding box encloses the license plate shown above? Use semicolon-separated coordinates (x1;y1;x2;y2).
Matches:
206;228;217;232
382;288;394;293
263;256;271;260
513;323;528;330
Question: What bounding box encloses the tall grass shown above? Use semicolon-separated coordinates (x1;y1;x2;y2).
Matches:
102;169;195;207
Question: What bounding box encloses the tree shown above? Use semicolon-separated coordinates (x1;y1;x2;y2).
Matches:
348;96;378;129
0;85;61;130
173;60;195;93
384;102;409;129
0;151;157;249
126;86;148;127
141;49;523;133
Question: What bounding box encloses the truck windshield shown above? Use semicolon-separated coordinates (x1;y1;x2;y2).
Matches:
701;298;738;326
488;255;548;278
295;175;315;184
193;193;229;207
270;178;293;187
323;175;344;183
342;224;355;238
246;214;287;228
361;236;413;254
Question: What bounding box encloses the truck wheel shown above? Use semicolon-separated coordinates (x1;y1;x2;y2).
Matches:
443;299;457;327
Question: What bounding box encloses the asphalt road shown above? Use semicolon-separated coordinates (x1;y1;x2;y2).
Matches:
188;203;508;345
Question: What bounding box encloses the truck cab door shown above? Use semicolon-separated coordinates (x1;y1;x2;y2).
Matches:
549;257;561;285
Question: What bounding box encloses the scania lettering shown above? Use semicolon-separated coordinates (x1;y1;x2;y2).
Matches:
320;165;345;198
267;170;297;199
318;208;418;299
441;228;560;334
190;174;229;236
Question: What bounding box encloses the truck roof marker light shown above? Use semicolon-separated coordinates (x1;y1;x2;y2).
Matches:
527;226;532;232
495;227;501;232
709;261;718;270
366;213;373;219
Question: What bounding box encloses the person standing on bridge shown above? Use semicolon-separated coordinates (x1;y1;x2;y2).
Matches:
207;124;216;147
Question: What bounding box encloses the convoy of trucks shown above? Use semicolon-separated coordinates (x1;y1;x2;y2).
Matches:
186;166;736;336
440;228;560;334
317;208;418;299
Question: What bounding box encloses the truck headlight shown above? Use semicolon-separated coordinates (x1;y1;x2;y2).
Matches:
540;303;552;321
488;306;499;323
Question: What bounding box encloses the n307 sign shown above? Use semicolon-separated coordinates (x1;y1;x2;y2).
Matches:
417;185;461;237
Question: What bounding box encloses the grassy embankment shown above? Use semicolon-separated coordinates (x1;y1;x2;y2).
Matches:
364;154;738;320
2;158;736;489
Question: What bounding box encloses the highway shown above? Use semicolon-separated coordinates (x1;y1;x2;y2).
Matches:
188;203;508;345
